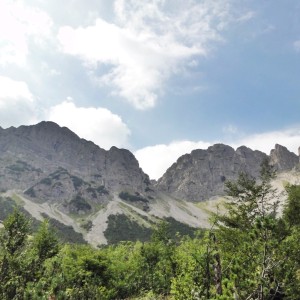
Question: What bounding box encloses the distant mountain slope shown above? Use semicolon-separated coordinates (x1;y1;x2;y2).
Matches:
0;122;299;245
0;121;151;194
156;144;299;201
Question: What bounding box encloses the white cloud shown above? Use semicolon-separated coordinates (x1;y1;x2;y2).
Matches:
294;40;300;52
135;140;212;180
47;101;131;150
236;11;256;22
233;128;300;155
0;0;52;65
0;76;33;103
58;0;234;109
135;127;300;180
0;76;38;127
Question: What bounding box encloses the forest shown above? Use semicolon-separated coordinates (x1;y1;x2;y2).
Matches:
0;161;300;300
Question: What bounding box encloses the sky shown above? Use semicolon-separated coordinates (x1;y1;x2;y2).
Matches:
0;0;300;180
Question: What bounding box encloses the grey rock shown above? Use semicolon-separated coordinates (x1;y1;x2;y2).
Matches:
0;121;151;198
270;144;299;171
157;143;299;201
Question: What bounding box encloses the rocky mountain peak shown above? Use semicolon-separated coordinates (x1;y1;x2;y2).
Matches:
0;121;150;195
270;144;299;171
157;143;299;201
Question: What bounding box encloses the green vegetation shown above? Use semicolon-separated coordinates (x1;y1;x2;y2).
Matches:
104;214;152;244
119;191;149;203
24;186;36;198
39;177;52;185
164;217;201;239
0;196;15;220
119;191;150;211
71;175;85;189
80;220;93;231
5;160;41;173
96;185;109;195
0;161;300;299
69;195;92;213
49;167;68;180
40;213;86;244
86;185;109;198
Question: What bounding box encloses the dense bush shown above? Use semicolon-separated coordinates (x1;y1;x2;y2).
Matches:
119;191;149;203
0;163;300;299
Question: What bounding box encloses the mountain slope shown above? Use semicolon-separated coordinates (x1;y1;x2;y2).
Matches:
156;143;299;201
0;122;299;245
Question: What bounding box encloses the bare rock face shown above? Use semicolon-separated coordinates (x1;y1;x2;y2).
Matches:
157;143;299;201
157;144;268;201
0;122;150;197
0;122;299;205
270;144;299;171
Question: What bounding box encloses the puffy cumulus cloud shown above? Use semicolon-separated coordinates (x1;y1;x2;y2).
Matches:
0;0;52;65
233;127;300;155
135;140;212;180
58;0;235;109
0;76;38;127
47;101;130;150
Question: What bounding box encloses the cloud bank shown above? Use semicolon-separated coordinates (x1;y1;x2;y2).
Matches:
0;76;38;127
0;0;52;65
135;127;300;180
58;0;233;109
47;101;130;150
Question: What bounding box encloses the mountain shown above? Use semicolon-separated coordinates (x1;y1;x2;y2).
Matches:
0;122;210;245
0;122;299;246
0;121;150;194
156;143;299;201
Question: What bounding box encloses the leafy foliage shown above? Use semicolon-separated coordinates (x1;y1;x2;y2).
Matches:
119;191;149;203
104;214;152;244
40;213;86;244
0;162;300;299
69;195;92;213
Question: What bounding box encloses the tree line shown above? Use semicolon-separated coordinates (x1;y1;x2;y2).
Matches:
0;160;300;299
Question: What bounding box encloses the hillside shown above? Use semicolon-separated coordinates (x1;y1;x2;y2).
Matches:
0;122;299;245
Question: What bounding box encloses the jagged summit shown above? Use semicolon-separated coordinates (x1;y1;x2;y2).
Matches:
0;121;150;194
0;122;299;245
270;144;299;171
156;143;299;201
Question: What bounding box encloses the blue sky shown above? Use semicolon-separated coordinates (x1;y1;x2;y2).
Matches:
0;0;300;179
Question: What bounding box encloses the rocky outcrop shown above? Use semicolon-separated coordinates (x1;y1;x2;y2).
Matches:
270;144;299;171
156;143;299;201
0;122;299;205
0;121;150;196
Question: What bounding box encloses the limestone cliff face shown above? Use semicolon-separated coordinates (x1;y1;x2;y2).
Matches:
0;122;299;205
0;121;150;195
270;144;299;171
156;143;299;201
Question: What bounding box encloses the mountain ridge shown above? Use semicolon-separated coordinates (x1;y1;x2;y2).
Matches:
156;143;299;201
0;121;299;245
